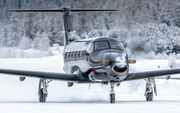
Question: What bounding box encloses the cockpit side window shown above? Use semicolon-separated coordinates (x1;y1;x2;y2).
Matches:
109;41;124;50
87;43;94;53
94;41;109;50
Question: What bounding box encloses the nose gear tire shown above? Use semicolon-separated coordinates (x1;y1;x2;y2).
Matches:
110;93;115;103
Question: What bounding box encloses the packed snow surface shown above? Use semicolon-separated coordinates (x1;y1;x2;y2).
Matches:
0;56;180;113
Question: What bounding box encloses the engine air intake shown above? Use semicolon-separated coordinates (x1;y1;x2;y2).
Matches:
112;66;128;74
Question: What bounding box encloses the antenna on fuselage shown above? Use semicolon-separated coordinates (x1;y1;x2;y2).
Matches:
7;7;119;46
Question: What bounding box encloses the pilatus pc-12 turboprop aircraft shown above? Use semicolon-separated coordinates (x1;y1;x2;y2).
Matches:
3;7;180;103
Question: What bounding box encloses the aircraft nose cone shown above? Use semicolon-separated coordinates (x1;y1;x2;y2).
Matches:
115;56;127;68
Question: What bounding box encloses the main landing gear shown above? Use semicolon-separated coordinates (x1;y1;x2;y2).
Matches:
38;79;52;102
109;83;115;103
144;78;154;101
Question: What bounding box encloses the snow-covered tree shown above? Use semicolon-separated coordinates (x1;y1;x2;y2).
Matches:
1;25;20;47
19;35;32;50
31;35;41;50
3;0;180;56
39;32;50;51
31;32;50;51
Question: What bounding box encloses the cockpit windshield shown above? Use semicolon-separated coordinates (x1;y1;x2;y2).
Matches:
109;41;124;50
95;41;109;50
87;41;124;53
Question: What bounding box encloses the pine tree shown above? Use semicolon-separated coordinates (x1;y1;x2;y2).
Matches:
19;35;32;50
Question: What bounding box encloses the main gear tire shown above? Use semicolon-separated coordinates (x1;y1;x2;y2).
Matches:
146;91;153;101
39;88;46;102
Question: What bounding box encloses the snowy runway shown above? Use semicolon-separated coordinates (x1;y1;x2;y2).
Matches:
0;56;179;112
0;94;180;113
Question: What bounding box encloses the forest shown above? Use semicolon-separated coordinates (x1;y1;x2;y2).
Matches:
0;0;180;57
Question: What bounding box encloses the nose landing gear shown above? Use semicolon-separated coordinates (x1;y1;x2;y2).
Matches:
109;83;115;103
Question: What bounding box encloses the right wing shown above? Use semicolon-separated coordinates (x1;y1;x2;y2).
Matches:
157;76;180;80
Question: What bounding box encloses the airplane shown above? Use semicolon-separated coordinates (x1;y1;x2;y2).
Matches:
2;6;180;103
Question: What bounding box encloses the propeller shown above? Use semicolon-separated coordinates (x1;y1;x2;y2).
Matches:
99;60;136;65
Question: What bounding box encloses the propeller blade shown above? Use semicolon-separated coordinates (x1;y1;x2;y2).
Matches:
127;60;136;64
99;60;136;65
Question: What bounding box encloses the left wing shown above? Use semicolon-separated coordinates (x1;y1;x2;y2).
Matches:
0;68;88;82
124;68;180;81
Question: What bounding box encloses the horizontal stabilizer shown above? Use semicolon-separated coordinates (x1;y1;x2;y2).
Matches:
6;9;119;13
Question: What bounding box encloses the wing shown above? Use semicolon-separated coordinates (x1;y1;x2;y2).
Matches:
124;68;180;81
0;68;87;82
157;76;180;80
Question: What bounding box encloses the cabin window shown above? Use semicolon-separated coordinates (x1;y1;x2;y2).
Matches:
77;42;88;60
94;41;109;50
72;43;77;58
74;47;77;58
67;48;69;58
76;47;80;58
70;48;73;58
66;46;71;58
109;41;124;50
65;41;88;61
80;47;85;56
65;42;74;57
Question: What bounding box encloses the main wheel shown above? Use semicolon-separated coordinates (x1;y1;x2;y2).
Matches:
39;88;46;102
146;91;153;101
110;93;115;103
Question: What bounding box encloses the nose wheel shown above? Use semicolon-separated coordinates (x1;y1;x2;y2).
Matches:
110;93;115;103
109;83;115;103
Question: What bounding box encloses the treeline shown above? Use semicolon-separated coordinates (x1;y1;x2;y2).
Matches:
0;0;180;51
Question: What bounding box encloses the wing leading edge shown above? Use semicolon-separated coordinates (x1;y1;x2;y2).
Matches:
0;69;80;81
124;68;180;81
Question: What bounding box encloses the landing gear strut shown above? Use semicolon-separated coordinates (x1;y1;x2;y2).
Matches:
144;78;153;101
38;79;51;102
109;83;115;103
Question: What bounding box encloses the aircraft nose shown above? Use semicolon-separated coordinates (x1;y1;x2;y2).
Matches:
114;56;127;68
111;56;128;81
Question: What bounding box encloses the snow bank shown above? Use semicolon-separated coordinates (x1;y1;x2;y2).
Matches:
0;47;58;58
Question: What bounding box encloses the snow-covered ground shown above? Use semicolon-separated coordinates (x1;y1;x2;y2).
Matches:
0;56;180;113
